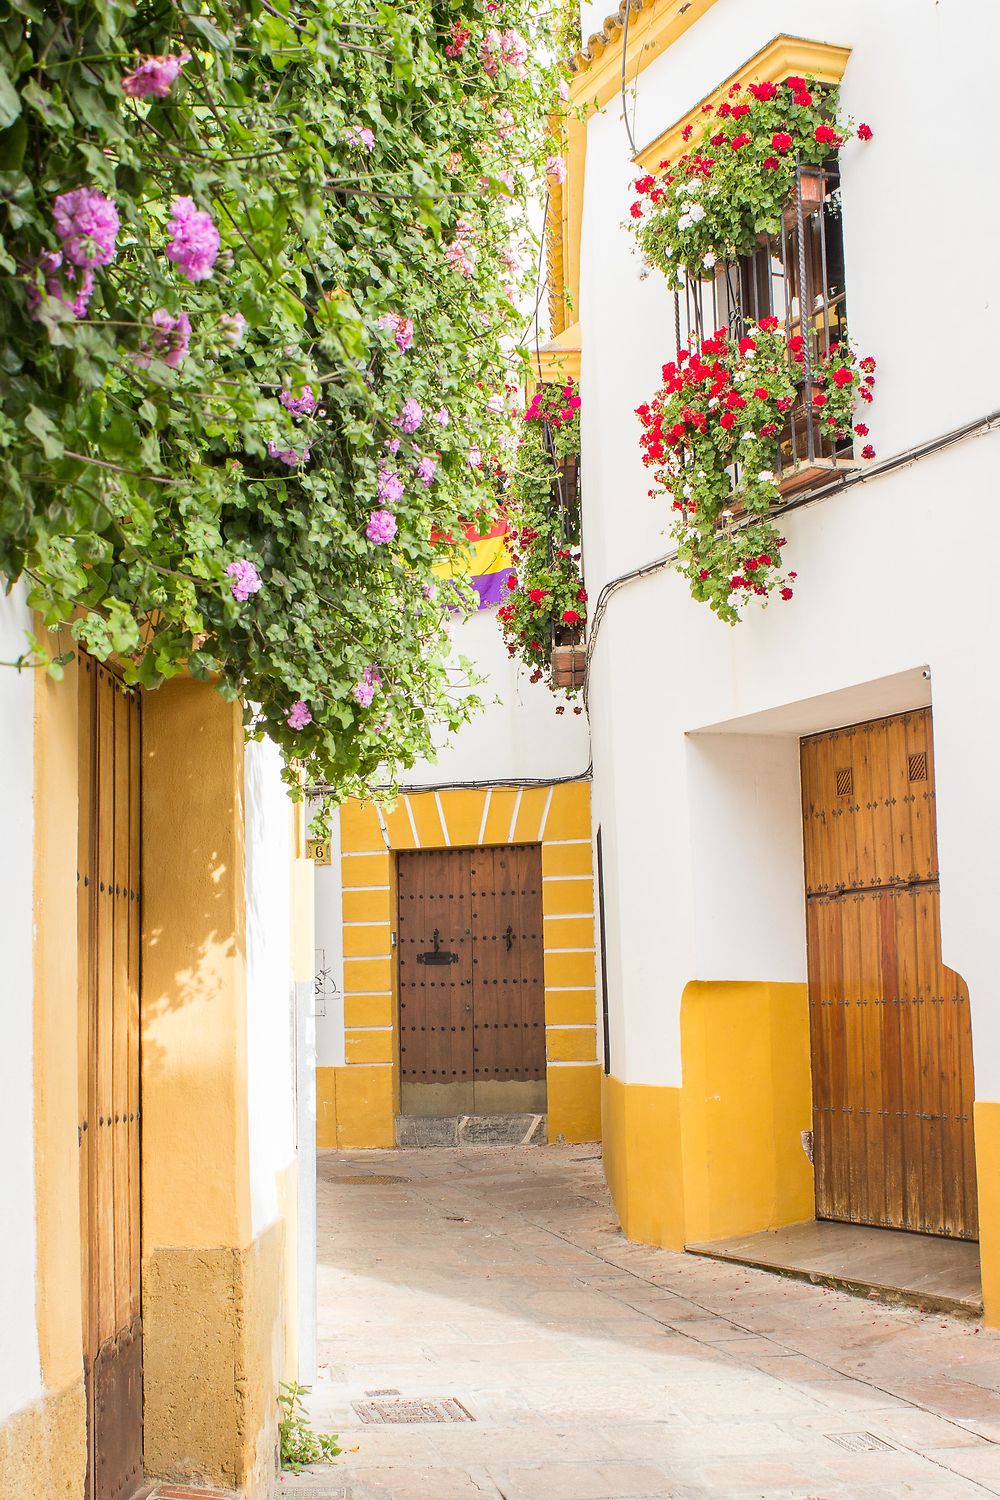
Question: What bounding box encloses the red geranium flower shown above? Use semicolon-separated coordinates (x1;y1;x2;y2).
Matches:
630;201;643;219
561;609;581;625
862;444;876;459
762;156;780;170
857;123;873;141
730;132;752;151
785;75;806;91
753;386;770;400
528;588;548;604
853;423;869;436
759;315;779;332
831;366;854;388
812;391;828;406
506;575;518;590
814;124;837;145
748;81;778;102
793;91;813;108
737;335;757;354
771;131;793;153
780;587;793;600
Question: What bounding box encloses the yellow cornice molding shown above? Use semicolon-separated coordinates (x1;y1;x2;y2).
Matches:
633;35;852;170
569;0;721;113
531;325;582;388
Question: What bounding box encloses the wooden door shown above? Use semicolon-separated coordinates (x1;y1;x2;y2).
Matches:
78;655;143;1500
801;709;977;1239
398;846;546;1115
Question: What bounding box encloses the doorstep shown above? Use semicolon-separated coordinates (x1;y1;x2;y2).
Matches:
686;1218;983;1317
394;1113;546;1147
143;1486;240;1499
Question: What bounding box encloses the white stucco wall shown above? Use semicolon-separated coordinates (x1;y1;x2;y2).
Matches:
244;737;297;1236
580;1;1000;1091
0;588;42;1419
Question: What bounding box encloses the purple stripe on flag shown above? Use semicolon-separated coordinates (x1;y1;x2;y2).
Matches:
472;567;514;609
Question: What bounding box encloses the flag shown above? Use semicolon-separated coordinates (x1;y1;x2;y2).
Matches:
432;517;513;610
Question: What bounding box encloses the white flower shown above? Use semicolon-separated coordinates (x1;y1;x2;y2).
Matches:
686;178;702;193
677;214;692;230
707;397;720;410
682;484;693;499
680;202;694;216
721;508;734;519
702;252;717;269
688;203;706;223
757;469;776;484
741;432;754;442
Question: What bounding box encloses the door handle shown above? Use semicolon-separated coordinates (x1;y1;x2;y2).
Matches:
504;925;514;952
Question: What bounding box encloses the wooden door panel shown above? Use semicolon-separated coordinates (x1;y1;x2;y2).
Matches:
801;709;977;1239
397;845;546;1112
398;849;475;1091
470;846;545;1085
79;656;143;1500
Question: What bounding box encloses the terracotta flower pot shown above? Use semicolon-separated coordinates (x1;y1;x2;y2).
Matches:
551;642;586;689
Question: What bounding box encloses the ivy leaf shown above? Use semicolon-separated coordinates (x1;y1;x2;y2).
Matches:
0;65;22;130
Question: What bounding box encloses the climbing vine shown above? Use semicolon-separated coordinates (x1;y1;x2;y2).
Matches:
0;0;564;804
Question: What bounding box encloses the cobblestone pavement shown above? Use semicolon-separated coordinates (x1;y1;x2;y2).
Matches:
276;1144;1000;1500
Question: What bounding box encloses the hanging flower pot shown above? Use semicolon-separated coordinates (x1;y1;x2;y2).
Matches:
551;641;586;689
781;171;825;230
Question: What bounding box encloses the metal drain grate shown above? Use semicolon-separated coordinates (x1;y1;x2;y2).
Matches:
326;1174;409;1185
364;1387;400;1396
352;1397;474;1425
826;1431;895;1454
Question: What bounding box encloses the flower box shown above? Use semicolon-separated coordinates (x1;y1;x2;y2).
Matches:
776;455;859;497
551;642;586;690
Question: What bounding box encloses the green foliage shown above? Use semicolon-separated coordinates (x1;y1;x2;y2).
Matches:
0;0;561;808
629;77;869;290
498;380;585;690
636;321;876;623
277;1381;340;1473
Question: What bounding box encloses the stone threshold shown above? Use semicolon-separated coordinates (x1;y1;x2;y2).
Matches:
395;1112;546;1148
686;1217;983;1318
142;1485;240;1500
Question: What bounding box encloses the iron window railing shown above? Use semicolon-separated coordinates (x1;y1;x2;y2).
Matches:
672;160;852;489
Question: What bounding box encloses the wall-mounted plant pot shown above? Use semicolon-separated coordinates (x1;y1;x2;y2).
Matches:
782;174;825;230
776;455;859;497
552;455;580;514
551;642;586;690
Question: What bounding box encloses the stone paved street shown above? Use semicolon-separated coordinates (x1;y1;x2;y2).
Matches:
277;1145;1000;1499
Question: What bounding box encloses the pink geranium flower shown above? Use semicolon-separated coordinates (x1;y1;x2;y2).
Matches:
367;509;398;544
287;701;312;730
225;559;262;602
122;52;190;99
52;188;119;268
166;196;220;282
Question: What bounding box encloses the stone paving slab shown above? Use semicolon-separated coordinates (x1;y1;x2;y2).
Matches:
278;1144;1000;1499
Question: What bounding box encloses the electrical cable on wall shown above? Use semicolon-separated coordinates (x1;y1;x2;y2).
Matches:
620;0;639;156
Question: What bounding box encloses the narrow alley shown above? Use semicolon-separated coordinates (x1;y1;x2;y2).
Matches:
282;1146;1000;1500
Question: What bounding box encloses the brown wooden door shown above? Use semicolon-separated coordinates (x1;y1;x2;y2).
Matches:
801;709;977;1239
78;655;143;1500
398;846;546;1115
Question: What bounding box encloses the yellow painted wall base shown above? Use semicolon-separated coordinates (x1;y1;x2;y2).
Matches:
547;1064;601;1143
680;981;814;1244
0;1379;85;1500
974;1101;1000;1329
601;983;812;1254
143;1219;284;1499
601;1075;686;1250
317;1065;395;1149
